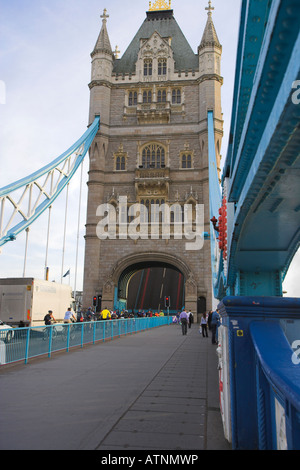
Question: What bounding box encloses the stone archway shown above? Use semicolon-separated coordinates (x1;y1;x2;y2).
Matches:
105;252;198;314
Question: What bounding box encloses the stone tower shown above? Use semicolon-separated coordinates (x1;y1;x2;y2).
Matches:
83;1;223;316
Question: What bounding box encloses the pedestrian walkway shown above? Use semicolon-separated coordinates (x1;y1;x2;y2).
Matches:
0;322;231;451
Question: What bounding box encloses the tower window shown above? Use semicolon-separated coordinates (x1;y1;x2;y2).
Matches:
140;198;166;223
128;91;137;106
143;90;152;103
158;59;167;76
141;143;166;169
172;89;181;104
115;155;126;171
181;153;192;169
144;59;153;76
157;89;167;103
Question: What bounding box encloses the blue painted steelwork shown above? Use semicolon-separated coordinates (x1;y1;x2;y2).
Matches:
207;110;222;297
218;296;300;450
209;0;300;298
0;316;172;366
0;116;100;247
211;1;300;450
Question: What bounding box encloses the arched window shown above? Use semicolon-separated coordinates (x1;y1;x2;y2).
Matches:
115;155;126;171
143;90;152;103
157;89;167;103
172;89;181;104
141;143;166;169
181;153;192;169
144;59;152;76
128;91;137;106
158;58;167;76
140;198;166;223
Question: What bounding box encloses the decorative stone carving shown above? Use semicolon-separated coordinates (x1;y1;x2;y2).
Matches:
185;275;197;295
103;279;114;294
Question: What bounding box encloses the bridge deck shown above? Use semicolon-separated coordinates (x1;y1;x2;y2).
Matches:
0;323;230;451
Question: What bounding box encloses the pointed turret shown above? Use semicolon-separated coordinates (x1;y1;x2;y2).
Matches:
198;1;222;51
92;9;113;57
198;1;223;178
89;9;114;126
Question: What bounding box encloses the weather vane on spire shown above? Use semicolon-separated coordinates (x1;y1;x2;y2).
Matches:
205;0;214;16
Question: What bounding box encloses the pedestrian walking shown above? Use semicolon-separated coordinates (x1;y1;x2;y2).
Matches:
211;309;220;344
188;310;193;328
200;312;208;337
179;308;188;335
207;310;213;330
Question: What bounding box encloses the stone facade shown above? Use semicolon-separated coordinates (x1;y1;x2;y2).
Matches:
83;4;223;317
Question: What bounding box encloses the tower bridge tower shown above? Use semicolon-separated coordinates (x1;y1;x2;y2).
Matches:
83;1;223;316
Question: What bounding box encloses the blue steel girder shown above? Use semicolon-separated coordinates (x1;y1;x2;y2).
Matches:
224;0;272;177
208;111;222;297
0;116;100;247
220;0;300;297
225;0;300;198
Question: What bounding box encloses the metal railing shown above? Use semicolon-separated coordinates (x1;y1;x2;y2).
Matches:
0;316;172;366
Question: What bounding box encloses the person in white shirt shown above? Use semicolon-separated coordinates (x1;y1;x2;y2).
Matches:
64;307;76;323
200;312;208;337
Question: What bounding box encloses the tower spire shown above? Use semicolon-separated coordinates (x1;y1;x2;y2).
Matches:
92;8;113;57
199;1;221;50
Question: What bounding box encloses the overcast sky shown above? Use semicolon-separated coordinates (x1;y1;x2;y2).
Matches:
0;0;299;297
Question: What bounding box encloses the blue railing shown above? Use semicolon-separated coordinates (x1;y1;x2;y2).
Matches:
0;316;172;366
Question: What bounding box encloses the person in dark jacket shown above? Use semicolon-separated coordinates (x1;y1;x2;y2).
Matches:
211;309;220;345
207;310;213;330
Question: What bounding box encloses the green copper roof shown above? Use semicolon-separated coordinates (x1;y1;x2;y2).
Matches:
113;10;198;74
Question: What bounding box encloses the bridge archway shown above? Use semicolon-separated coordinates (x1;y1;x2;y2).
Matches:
109;252;198;314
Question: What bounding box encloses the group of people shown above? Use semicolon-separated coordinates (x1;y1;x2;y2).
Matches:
44;306;171;326
175;307;220;344
44;307;76;326
200;309;220;344
44;305;221;344
78;307;168;322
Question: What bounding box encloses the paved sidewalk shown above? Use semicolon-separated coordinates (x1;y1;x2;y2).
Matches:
0;323;231;451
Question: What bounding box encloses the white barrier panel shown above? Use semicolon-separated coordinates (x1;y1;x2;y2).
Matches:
275;398;288;450
216;325;232;444
0;340;6;365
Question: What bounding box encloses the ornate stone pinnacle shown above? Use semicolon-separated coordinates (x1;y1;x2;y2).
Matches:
149;0;172;12
205;0;214;16
101;8;109;23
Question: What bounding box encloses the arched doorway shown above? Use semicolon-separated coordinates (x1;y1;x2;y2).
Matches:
123;263;185;313
197;296;206;315
110;252;197;314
